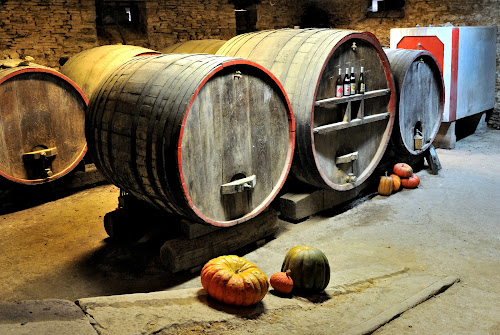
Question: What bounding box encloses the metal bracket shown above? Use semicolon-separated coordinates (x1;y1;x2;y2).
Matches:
23;147;57;178
23;147;57;161
335;151;358;164
233;71;242;80
221;175;256;195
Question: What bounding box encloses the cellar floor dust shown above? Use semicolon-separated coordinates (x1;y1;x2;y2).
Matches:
0;127;499;334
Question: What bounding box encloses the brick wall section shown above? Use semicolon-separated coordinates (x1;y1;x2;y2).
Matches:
305;0;500;128
0;0;98;68
145;0;236;51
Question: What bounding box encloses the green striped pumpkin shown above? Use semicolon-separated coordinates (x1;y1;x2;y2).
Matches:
281;246;330;292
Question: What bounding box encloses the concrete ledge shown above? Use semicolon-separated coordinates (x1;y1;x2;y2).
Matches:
0;299;97;335
0;269;457;335
76;265;413;335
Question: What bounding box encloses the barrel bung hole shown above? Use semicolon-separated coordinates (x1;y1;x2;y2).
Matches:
230;173;247;183
414;121;422;136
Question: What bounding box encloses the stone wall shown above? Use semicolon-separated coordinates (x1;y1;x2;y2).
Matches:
2;0;496;127
0;0;98;68
145;0;237;51
256;0;302;31
0;0;304;68
304;0;500;128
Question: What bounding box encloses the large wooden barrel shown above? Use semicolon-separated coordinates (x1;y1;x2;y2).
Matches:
385;49;444;155
60;45;160;100
0;65;87;184
161;39;226;54
87;54;295;227
218;29;396;191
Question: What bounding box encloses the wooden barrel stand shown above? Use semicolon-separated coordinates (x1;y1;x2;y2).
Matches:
0;163;107;215
104;194;279;273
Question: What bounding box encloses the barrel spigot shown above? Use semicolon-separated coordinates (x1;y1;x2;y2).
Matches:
347;173;357;183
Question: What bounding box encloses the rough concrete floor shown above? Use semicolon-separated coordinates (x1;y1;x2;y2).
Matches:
0;128;499;334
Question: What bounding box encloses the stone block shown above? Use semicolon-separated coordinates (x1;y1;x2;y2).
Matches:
433;121;456;149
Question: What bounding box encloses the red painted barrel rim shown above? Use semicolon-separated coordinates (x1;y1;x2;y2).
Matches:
135;52;162;57
311;32;397;191
0;67;89;104
0;67;88;184
177;58;295;227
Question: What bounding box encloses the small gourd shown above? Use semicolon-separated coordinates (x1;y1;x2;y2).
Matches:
401;173;420;188
270;269;294;294
390;174;401;192
393;163;413;178
378;172;393;196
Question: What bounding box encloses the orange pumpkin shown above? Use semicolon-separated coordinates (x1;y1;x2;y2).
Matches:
378;172;393;196
390;174;401;192
401;174;420;188
393;163;413;178
201;255;269;306
270;269;293;294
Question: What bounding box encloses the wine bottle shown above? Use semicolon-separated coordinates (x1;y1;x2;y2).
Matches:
343;68;350;96
335;68;343;98
350;66;356;95
358;66;365;94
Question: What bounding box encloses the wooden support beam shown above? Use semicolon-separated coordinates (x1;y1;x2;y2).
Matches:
160;209;279;273
279;187;363;222
425;145;442;175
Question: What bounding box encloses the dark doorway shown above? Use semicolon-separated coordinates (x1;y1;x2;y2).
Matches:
95;0;147;45
230;0;259;35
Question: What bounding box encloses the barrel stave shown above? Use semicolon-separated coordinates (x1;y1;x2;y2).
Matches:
161;39;226;54
61;45;160;101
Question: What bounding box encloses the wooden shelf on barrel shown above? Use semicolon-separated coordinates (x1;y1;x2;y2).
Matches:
313;89;391;135
314;88;391;107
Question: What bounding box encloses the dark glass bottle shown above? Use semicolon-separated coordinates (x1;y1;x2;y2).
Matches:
350;66;356;95
343;68;350;96
358;66;365;94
